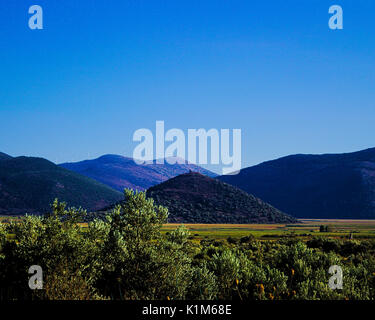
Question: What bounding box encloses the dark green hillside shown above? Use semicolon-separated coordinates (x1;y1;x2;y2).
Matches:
0;152;12;161
219;147;375;219
0;156;123;215
147;172;296;223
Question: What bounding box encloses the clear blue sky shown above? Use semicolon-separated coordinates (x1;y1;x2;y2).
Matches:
1;0;374;172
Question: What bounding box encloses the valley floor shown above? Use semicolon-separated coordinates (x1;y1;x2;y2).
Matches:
161;219;375;241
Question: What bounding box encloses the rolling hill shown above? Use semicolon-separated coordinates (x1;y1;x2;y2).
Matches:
146;172;296;223
219;147;375;219
0;155;123;215
0;152;12;161
60;154;217;192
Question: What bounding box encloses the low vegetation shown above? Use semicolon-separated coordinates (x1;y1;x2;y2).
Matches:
0;190;374;300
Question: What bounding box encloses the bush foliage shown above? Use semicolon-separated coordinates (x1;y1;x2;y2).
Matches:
0;189;374;300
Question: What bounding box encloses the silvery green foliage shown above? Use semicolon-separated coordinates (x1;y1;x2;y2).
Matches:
95;189;194;299
1;193;375;300
187;262;218;300
166;225;190;245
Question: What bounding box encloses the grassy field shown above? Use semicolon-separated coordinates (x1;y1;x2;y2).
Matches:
161;219;375;240
2;216;375;241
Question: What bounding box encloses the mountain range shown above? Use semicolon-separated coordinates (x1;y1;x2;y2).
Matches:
147;172;296;223
0;153;123;215
60;154;217;191
219;147;375;219
2;147;375;220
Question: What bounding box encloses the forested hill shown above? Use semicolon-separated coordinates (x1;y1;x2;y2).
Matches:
219;147;375;219
0;155;123;215
147;172;296;223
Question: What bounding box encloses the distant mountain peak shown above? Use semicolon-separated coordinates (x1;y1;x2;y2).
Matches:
97;154;132;160
60;154;217;192
155;156;190;164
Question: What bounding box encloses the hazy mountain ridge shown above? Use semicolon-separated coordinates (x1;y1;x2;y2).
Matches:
219;147;375;219
3;147;375;220
60;154;217;191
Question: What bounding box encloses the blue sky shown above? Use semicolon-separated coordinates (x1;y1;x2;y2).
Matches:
1;0;374;172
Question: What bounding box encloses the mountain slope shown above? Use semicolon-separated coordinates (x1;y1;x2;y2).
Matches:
60;154;217;192
0;156;123;215
146;172;296;223
0;152;12;161
219;147;375;219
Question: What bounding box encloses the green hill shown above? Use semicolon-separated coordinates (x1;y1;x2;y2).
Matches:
146;172;296;223
0;156;123;215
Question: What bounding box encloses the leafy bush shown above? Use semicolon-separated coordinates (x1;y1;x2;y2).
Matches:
0;190;374;300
